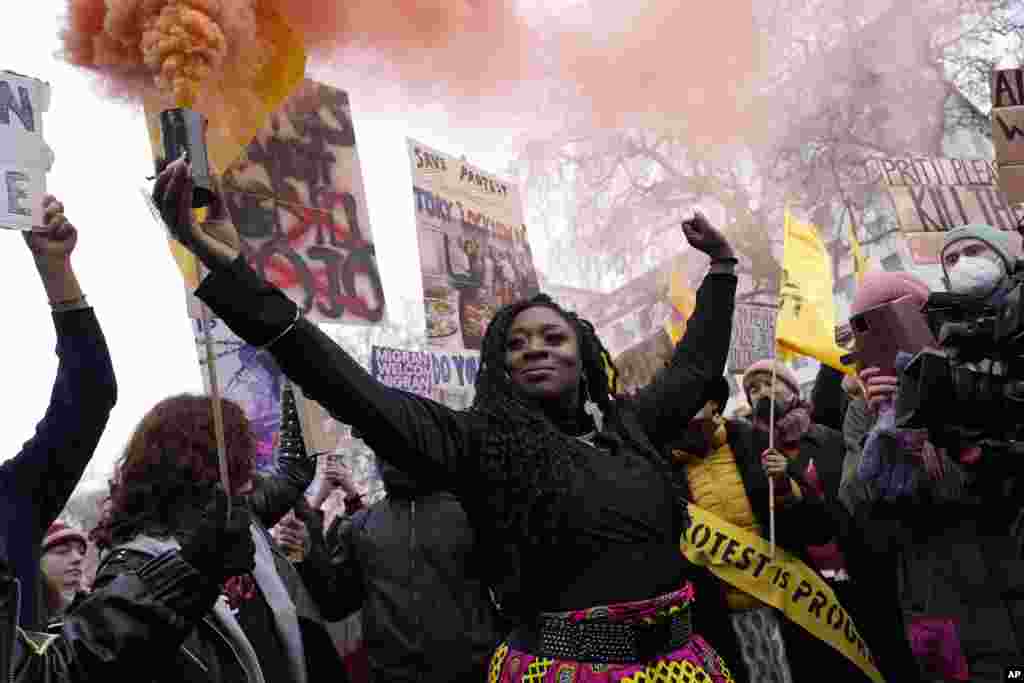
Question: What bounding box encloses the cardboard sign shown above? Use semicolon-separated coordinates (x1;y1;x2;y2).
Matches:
992;68;1024;205
0;71;53;230
865;156;1024;264
728;304;777;373
145;80;386;324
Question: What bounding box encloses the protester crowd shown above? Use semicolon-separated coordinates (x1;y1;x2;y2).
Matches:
3;161;1023;683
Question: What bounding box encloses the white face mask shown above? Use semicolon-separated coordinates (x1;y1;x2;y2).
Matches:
947;256;1004;297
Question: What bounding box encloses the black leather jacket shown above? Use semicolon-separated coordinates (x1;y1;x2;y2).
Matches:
91;453;331;683
2;551;221;683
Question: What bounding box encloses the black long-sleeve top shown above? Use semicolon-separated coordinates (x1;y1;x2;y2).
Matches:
196;256;736;616
0;308;117;628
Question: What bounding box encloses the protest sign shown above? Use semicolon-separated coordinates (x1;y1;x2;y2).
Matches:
992;68;1024;204
0;71;54;230
728;304;777;373
408;139;539;350
865;156;1024;264
145;80;385;324
371;345;480;411
192;316;285;471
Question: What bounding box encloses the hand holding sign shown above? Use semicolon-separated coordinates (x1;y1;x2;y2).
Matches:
682;211;735;261
761;448;789;484
24;195;76;262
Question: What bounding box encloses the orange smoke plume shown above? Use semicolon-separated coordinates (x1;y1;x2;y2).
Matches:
61;0;269;109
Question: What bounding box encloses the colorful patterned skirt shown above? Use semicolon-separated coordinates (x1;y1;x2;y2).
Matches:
489;584;735;683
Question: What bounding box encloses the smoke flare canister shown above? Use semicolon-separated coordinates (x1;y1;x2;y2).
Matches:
158;108;214;208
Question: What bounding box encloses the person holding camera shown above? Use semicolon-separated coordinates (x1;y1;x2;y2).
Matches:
849;231;1024;682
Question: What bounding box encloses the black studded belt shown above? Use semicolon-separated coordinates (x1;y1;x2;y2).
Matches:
515;606;693;664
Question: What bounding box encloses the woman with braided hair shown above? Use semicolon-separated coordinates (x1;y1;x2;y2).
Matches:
153;158;739;682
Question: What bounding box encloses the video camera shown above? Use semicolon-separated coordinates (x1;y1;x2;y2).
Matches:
894;267;1024;448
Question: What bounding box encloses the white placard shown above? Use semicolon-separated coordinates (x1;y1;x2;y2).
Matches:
0;71;53;230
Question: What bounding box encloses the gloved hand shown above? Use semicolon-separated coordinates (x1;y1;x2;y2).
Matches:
179;486;255;583
857;400;947;500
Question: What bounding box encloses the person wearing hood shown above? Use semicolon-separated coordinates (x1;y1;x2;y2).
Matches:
940;223;1017;301
849;239;1024;681
324;457;505;682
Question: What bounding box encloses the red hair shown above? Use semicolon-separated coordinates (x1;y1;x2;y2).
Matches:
92;394;255;548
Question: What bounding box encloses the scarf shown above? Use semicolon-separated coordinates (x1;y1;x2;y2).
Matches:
752;398;812;448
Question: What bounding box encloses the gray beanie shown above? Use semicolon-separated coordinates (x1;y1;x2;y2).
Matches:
941;224;1015;273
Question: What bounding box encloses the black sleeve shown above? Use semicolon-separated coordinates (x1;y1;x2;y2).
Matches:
195;256;480;485
250;454;316;530
629;273;737;449
314;512;366;621
1;308;117;537
809;364;848;432
774;495;837;549
49;551;221;680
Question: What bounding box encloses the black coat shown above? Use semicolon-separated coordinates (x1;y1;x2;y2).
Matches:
0;308;116;629
2;551;221;683
325;461;505;683
92;453;349;683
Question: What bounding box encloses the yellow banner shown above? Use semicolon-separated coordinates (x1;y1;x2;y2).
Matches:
775;210;854;375
664;266;697;345
680;503;885;683
849;222;868;285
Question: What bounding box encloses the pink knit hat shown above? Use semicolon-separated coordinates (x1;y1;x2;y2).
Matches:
742;360;800;400
43;521;87;554
850;271;931;316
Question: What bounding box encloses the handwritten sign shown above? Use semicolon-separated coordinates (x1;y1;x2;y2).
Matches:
409;139;539;350
371;345;480;411
865;156;1023;232
865;156;1024;264
728;304;777;373
0;71;53;230
145;80;386;324
992;68;1024;205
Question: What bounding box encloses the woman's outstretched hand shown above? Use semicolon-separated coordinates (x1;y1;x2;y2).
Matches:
682;211;734;261
153;156;241;270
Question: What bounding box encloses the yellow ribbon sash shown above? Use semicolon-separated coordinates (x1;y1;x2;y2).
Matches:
680;503;885;683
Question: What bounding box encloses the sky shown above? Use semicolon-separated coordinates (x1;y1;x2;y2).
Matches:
2;1;534;493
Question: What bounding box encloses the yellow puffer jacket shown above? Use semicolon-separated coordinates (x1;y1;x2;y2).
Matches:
672;423;797;611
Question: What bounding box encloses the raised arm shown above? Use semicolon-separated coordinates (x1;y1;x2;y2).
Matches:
3;196;117;536
152;160;477;485
250;452;316;530
630;214;737;448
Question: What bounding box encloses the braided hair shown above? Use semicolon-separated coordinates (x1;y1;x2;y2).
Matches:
469;294;687;550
